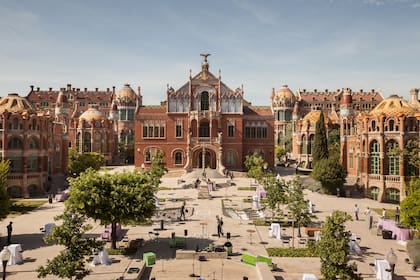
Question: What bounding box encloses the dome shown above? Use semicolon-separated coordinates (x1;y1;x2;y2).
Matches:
117;84;136;99
369;95;417;116
0;93;36;114
302;110;322;124
79;106;105;122
275;85;295;101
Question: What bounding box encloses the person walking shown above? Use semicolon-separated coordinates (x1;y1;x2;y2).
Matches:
180;201;186;221
354;204;359;221
216;215;224;237
395;206;400;223
382;208;386;219
364;206;373;229
7;221;13;245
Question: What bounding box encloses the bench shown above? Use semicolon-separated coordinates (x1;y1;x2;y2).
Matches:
241;253;257;266
176;250;227;259
256;262;276;280
257;255;276;270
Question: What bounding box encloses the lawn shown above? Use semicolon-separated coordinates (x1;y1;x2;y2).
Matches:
9;199;47;217
371;208;397;220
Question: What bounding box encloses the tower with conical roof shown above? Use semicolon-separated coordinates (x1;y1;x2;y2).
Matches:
340;88;354;168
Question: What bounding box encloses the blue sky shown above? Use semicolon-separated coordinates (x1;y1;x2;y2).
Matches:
1;0;419;105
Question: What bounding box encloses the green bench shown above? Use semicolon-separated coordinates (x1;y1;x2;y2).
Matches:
241;253;257;266
169;236;185;248
241;253;276;270
257;255;276;270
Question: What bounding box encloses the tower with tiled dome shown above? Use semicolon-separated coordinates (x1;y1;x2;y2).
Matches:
270;85;295;152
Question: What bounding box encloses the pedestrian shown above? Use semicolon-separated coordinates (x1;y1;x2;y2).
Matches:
382;208;386;219
395;206;400;223
364;206;373;229
48;194;53;204
180;201;186;221
220;217;224;236
216;215;223;237
354;204;359;221
7;221;13;245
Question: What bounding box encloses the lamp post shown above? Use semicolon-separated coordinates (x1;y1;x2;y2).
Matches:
386;248;397;278
0;246;10;280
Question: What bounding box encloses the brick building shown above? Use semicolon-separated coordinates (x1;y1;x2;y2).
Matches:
135;55;274;173
0;93;68;198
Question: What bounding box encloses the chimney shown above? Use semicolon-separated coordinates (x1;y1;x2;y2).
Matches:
95;88;98;92
84;88;87;92
49;87;52;92
112;86;115;94
107;88;110;92
67;84;71;91
410;88;419;104
37;87;40;91
30;85;34;91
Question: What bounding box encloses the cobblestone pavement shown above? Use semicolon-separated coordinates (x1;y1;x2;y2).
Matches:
1;167;419;280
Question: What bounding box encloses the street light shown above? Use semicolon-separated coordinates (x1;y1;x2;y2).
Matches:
386;248;397;277
0;246;10;280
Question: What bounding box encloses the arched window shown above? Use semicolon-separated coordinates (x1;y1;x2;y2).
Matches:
389;119;394;131
369;187;379;200
28;138;38;149
8;138;22;149
385;140;399;175
371;120;376;131
84;132;91;153
76;132;81;153
201;91;209;110
12;118;19;130
174;151;183;165
277;132;283;146
301;135;307;155
385;188;400;202
308;134;315;155
369;140;380;174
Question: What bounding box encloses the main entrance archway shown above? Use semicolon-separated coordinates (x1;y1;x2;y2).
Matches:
193;148;216;169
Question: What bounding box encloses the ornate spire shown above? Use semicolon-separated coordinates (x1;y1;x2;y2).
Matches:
200;53;210;73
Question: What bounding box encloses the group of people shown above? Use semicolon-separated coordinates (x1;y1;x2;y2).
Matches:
354;204;401;223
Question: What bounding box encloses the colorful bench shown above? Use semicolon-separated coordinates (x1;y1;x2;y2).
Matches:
241;253;257;266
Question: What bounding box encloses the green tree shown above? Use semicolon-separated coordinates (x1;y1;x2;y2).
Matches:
244;154;266;183
278;123;293;152
37;210;103;280
316;211;361;280
262;173;287;219
403;139;420;176
312;157;347;194
286;177;312;245
312;111;329;164
400;179;420;230
328;128;341;159
146;150;167;187
275;146;287;163
68;148;105;177
0;160;10;219
66;169;156;249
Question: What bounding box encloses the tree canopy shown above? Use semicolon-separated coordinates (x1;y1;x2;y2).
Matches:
400;178;420;230
68;148;105;177
66;169;156;249
312;111;329;164
262;173;287;218
244;154;266;183
316;211;361;280
312;157;347;194
37;210;103;280
275;147;287;163
0;160;10;219
146;150;167;187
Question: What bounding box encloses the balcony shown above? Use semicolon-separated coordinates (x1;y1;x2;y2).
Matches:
384;175;400;182
191;137;219;145
368;174;381;181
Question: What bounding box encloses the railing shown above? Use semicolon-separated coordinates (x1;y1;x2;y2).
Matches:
368;174;381;181
191;137;219;145
8;175;23;180
384;175;400;182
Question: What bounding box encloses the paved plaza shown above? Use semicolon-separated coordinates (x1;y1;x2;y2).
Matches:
1;167;419;280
